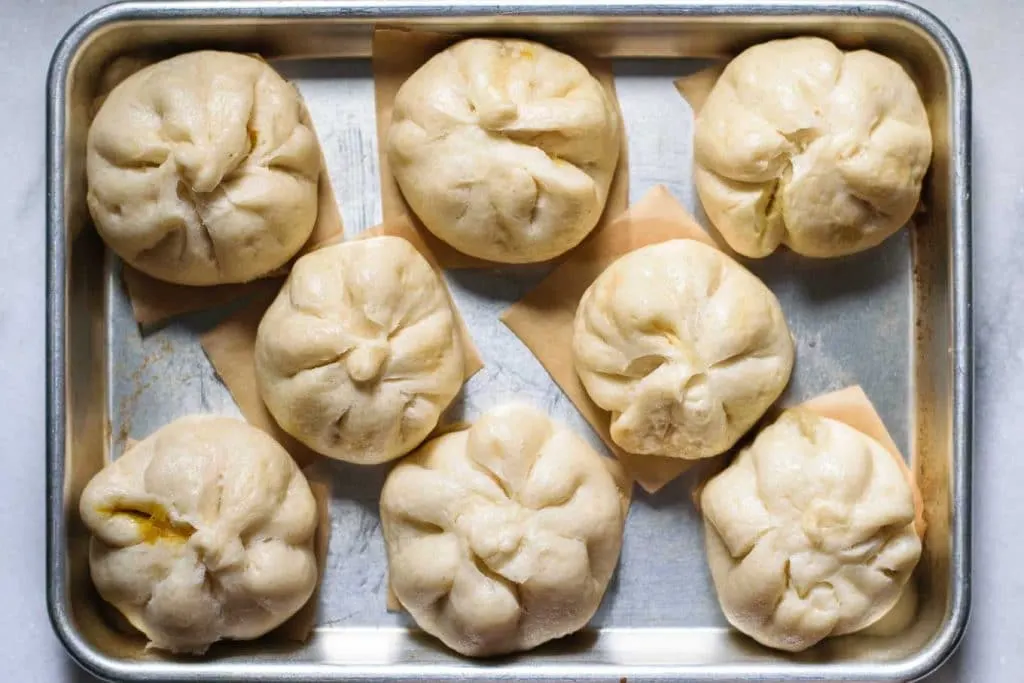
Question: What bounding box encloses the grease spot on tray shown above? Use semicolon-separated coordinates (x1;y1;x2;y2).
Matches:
115;339;174;450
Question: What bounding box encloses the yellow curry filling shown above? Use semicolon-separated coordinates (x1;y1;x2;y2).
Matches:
100;502;196;544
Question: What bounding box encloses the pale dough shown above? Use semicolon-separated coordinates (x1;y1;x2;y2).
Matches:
573;239;794;460
694;37;932;258
380;404;629;656
387;38;621;263
254;236;464;464
87;51;321;285
79;416;319;654
701;409;922;652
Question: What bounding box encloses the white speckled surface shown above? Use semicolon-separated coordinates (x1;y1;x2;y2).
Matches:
3;1;1020;681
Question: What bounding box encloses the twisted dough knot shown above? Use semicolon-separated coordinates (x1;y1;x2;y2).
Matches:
255;236;464;464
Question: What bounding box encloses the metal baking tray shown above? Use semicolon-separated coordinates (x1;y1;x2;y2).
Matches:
46;1;972;681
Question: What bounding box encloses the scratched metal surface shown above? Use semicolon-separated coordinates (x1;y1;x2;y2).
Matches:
106;57;911;634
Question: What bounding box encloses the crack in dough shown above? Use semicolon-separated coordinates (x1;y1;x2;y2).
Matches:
254;236;464;464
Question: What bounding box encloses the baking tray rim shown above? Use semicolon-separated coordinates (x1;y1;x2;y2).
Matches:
45;1;973;681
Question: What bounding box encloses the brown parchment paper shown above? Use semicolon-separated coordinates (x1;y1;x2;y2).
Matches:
121;271;262;328
199;218;484;471
501;185;719;493
372;28;630;269
673;62;727;116
91;54;345;327
198;284;320;466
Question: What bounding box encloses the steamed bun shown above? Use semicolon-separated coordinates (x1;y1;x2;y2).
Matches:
380;404;629;657
694;37;932;258
254;236;464;464
387;38;621;263
573;239;793;460
79;416;319;654
87;51;321;285
701;409;922;652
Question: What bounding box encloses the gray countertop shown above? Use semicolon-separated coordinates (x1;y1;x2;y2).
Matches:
3;1;1019;681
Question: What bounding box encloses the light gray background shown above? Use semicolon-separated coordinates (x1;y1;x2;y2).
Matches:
3;0;1018;681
